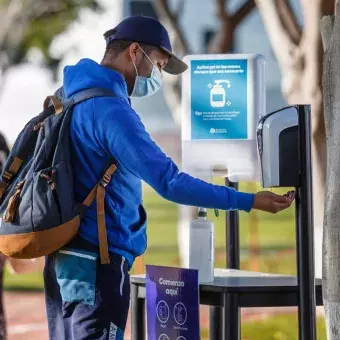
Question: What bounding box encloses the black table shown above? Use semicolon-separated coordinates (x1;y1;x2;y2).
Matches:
130;268;323;340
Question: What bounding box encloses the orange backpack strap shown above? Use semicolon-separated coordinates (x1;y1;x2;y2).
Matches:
82;163;118;264
0;157;24;201
0;181;7;202
43;95;63;115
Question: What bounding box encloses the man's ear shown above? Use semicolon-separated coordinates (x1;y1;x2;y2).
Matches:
129;43;141;63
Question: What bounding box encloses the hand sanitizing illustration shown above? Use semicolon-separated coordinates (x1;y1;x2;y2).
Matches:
209;80;231;108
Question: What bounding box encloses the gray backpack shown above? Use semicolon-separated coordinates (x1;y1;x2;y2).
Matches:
0;88;117;264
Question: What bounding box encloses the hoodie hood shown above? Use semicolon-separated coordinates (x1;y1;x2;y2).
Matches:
63;58;130;105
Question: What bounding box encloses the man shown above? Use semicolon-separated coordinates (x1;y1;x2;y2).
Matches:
44;16;294;340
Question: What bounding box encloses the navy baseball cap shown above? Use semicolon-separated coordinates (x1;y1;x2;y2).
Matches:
105;16;188;75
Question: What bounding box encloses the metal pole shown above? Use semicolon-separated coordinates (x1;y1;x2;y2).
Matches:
131;284;146;340
296;105;316;340
210;179;241;339
210;307;223;339
225;179;240;339
225;180;240;269
223;293;240;340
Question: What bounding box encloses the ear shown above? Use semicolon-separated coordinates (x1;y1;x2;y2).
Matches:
129;42;141;63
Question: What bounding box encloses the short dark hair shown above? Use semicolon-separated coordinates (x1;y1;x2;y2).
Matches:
103;29;157;59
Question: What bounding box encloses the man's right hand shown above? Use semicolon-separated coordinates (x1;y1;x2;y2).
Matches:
253;190;295;214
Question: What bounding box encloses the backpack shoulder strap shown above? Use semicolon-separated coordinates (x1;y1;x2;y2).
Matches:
82;163;117;208
82;162;118;265
71;88;117;106
44;87;117;115
43;95;63;114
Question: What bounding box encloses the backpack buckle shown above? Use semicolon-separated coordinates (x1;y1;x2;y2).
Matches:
2;170;14;182
100;173;111;187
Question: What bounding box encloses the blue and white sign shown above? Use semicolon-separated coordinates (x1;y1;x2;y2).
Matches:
181;54;265;181
190;58;248;140
146;265;200;340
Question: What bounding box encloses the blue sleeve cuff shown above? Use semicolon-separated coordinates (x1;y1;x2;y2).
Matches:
234;192;255;212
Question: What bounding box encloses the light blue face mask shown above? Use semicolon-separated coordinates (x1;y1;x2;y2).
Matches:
131;47;163;98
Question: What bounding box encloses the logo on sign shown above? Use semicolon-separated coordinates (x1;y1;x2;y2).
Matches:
158;335;170;340
156;300;170;323
173;302;187;325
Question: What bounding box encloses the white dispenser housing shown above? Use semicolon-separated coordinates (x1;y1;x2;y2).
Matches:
181;54;266;181
257;106;300;188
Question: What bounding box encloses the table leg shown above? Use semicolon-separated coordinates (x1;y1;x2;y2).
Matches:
210;306;223;339
223;293;240;340
131;284;145;340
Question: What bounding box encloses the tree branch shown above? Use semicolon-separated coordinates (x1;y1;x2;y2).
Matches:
232;0;256;27
153;0;190;126
208;0;232;53
216;0;227;16
321;0;336;16
0;0;25;44
153;0;190;55
255;0;298;74
208;0;255;53
275;0;302;45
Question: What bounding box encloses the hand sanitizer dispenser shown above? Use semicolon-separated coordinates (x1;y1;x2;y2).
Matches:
181;54;266;182
257;106;302;188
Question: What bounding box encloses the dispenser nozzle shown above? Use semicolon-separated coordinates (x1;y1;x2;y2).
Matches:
198;207;207;218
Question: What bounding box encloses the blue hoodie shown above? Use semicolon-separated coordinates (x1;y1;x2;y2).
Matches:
63;58;255;268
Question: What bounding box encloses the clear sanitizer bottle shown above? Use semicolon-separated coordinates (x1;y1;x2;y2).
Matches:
189;208;215;283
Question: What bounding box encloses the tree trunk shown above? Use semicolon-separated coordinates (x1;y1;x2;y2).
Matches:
321;3;340;337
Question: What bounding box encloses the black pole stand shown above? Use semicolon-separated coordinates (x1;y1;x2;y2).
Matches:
210;180;240;340
226;181;240;270
224;180;241;340
295;105;316;340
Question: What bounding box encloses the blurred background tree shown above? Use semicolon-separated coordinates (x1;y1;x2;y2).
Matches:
0;0;102;94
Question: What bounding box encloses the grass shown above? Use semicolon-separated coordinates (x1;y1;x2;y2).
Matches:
4;270;44;291
242;314;327;340
200;314;327;340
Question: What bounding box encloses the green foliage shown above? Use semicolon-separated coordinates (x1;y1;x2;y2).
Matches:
0;0;102;76
21;1;100;60
241;314;326;340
